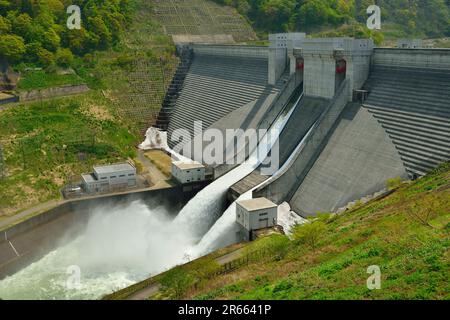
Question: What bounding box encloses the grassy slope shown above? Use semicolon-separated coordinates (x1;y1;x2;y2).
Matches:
0;0;177;217
0;91;138;215
146;163;449;300
17;70;85;91
0;0;257;216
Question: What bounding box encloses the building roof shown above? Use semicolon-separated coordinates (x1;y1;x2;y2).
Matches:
238;197;277;212
172;161;204;170
82;173;97;183
93;162;135;175
0;92;14;99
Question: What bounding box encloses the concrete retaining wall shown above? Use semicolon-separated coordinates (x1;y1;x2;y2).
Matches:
19;84;89;102
373;48;450;70
0;184;207;280
0;95;19;105
290;104;408;215
192;44;268;60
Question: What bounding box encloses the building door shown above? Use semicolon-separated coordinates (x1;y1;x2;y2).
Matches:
335;59;347;92
259;218;269;229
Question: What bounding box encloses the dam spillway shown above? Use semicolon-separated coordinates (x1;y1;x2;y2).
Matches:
1;34;450;300
0;83;297;299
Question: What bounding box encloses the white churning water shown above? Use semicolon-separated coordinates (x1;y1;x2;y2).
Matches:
0;95;302;300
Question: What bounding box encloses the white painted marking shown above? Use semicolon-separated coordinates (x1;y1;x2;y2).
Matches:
9;241;20;257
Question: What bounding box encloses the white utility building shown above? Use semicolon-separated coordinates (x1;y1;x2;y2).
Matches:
82;162;137;193
172;161;206;184
236;197;278;240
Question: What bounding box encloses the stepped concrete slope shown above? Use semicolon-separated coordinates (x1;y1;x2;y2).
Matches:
167;51;284;150
290;104;408;216
156;47;194;131
363;65;450;177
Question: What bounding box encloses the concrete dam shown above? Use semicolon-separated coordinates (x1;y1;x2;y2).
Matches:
160;35;450;216
1;34;449;300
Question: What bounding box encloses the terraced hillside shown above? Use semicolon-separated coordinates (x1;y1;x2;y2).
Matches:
363;66;450;178
152;0;257;42
110;0;257;132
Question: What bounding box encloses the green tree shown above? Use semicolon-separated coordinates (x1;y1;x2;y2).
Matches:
63;28;90;55
12;13;33;39
55;48;74;68
25;41;43;63
0;0;11;14
292;220;327;251
0;15;10;34
88;16;112;49
0;34;26;62
37;47;55;67
41;28;61;51
0;0;133;66
160;268;194;299
258;0;296;32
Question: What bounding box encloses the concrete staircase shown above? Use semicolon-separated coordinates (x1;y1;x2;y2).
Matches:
155;47;194;131
167;54;285;149
363;66;450;178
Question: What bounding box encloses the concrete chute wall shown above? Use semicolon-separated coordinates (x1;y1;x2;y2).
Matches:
290;104;408;216
254;80;351;205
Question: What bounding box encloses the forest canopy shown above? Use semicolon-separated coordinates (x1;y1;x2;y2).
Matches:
0;0;132;67
1;0;450;67
213;0;450;37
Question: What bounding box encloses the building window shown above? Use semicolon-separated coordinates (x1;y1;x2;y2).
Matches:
119;175;125;177
111;176;116;179
128;174;134;176
259;212;268;217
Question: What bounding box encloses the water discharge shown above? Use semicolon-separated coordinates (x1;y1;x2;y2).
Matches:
0;201;191;300
0;93;302;300
173;97;300;240
194;115;315;255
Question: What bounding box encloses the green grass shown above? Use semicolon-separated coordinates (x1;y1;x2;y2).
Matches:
0;92;140;216
125;163;449;300
144;150;172;177
0;0;181;216
17;70;85;91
